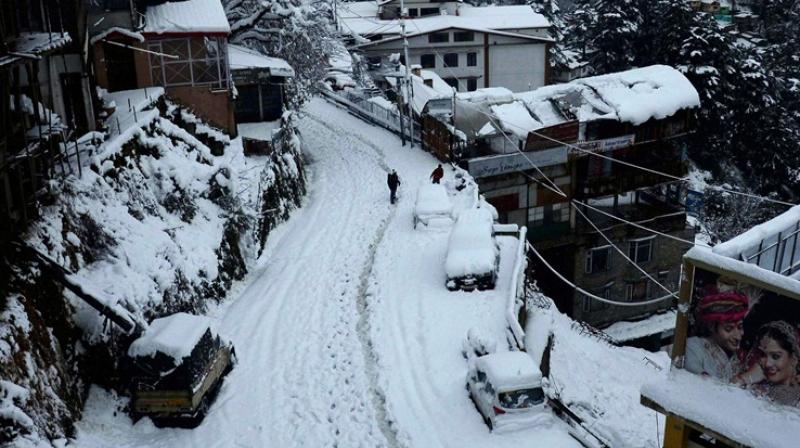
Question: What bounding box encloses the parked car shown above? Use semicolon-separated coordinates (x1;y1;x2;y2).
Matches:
467;351;546;432
413;184;453;229
445;208;499;291
127;313;235;428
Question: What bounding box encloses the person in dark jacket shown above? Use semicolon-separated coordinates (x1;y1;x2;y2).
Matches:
430;164;444;184
387;169;400;204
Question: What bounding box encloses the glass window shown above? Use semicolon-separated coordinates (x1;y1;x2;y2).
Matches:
148;37;228;89
454;31;475;42
429;32;449;43
467;78;477;91
498;388;544;409
420;54;435;68
626;280;649;301
585;246;611;274
628;237;654;264
443;53;458;67
467;52;477;67
420;7;440;16
443;77;459;90
408;8;419;17
552;202;570;223
528;206;544;226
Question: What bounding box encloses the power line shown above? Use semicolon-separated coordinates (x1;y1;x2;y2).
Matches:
576;199;709;247
527;242;677;307
572;200;677;299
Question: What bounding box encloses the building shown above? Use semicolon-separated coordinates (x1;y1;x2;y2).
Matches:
423;65;701;329
89;0;236;134
1;0;94;242
229;44;294;123
339;2;552;92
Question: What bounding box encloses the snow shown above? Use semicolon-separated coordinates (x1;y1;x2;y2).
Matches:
367;96;398;112
490;101;542;140
0;32;71;67
414;184;453;221
475;352;542;392
686;246;800;297
339;3;550;38
713;205;800;259
386;66;454;115
445;208;498;278
74;98;580;448
89;28;144;46
128;313;215;362
642;369;800;448
143;0;231;35
457;88;515;105
514;65;700;130
602;310;677;343
228;44;295;77
238;121;281;141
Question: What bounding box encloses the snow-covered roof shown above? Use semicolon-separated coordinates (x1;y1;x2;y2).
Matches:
128;313;216;361
228;44;295;77
143;0;231;35
457;87;514;105
445;208;497;278
90;27;144;46
341;3;550;39
386;66;454;115
475;351;542;392
642;369;800;448
0;32;72;67
602;310;676;343
490;101;541;140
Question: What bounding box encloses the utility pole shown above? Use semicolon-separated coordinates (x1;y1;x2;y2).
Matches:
400;0;414;147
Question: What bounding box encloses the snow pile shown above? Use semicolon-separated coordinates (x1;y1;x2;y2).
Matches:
445;208;498;278
525;298;671;447
457;87;515;105
603;310;677;343
491;101;542;140
642;369;800;448
143;0;231;34
477;351;542;391
128;313;215;362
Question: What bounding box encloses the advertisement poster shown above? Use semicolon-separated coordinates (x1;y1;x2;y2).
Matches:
683;267;800;407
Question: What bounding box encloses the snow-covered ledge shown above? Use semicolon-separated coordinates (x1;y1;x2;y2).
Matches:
506;225;528;350
641;369;800;448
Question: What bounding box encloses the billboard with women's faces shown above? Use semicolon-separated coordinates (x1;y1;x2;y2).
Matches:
683;267;800;407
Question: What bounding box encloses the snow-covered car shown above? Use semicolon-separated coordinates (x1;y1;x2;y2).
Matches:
413;184;453;228
445;208;499;291
127;313;235;428
467;351;546;432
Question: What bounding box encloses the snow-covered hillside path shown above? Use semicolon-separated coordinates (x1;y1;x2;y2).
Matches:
74;98;579;448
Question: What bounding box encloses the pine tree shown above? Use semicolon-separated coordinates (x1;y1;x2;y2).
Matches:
528;0;568;68
586;0;642;74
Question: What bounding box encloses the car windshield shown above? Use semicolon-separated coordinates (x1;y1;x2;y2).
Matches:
497;387;544;409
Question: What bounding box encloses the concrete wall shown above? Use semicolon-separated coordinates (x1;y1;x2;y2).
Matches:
487;40;547;92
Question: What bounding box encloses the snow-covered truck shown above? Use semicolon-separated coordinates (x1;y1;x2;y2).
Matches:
127;313;235;427
445;208;499;291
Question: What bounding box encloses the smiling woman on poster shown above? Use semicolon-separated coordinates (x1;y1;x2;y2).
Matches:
734;320;800;406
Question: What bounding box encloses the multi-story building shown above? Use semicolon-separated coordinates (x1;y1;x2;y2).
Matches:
422;65;701;331
339;1;552;92
1;0;95;242
88;0;236;134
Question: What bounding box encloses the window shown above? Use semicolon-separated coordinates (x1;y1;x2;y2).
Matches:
626;280;649;301
454;31;475;42
467;52;477;67
552;202;569;223
420;54;435;68
585;246;611;274
443;77;459;90
408;8;419;17
467;78;477;91
582;283;613;312
628;237;654;264
529;206;544;227
147;37;228;89
429;32;449;43
443;53;459;67
420;7;440;16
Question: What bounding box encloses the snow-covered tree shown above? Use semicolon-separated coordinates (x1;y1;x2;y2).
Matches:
585;0;641;73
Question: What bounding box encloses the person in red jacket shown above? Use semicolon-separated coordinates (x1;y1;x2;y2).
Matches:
430;164;444;184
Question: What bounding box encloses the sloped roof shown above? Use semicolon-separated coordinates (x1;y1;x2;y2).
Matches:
228;44;295;77
143;0;231;35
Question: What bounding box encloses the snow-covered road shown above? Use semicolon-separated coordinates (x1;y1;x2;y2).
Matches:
73;99;580;447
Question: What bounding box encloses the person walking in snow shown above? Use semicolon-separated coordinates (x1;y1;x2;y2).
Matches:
387;169;400;204
430;164;444;184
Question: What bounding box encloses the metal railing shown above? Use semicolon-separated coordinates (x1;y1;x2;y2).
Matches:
320;89;420;143
741;220;800;277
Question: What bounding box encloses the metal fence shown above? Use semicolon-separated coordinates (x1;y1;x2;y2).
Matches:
321;89;420;144
740;219;800;277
